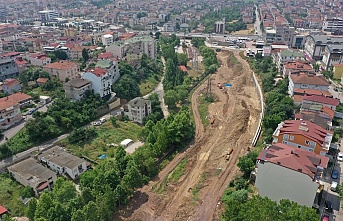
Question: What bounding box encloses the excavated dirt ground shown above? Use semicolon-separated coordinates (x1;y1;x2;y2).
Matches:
113;50;261;221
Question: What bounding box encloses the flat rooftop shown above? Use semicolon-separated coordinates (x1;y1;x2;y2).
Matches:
39;146;85;169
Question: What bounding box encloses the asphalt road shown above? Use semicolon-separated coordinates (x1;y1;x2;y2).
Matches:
254;5;263;36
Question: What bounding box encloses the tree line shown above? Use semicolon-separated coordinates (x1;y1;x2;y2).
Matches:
27;108;194;221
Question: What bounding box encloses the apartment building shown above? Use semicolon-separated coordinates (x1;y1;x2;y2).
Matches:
96;59;120;84
63;78;92;100
24;53;51;66
272;120;333;155
214;20;225;34
43;61;79;82
82;68;113;98
0;57;19;81
255;143;328;207
304;35;343;61
124;97;151;124
0;97;22;130
322;44;343;70
302;95;339;111
288;73;330;96
38;10;59;22
163;22;176;32
275;49;305;71
265;23;295;46
282;60;314;77
101;34;114;46
106;35;156;61
2;78;21;94
322;16;343;32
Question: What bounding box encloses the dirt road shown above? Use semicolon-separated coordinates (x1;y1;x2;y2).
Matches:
114;50;261;221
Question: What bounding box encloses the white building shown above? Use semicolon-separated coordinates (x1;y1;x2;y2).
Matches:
37;146;87;180
322;44;343;70
163;22;175;32
38;10;59;22
214;20;225;34
101;34;114;46
96;59;120;84
275;49;305;72
288;73;330;96
124;97;152;124
254;143;329;207
322;16;343;32
82;67;113;97
304;35;343;61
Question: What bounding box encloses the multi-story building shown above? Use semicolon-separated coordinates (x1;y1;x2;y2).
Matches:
302;95;339;111
38;10;60;22
106;35;156;61
37;146;87;180
272;120;333;155
8;158;57;195
96;59;120;84
254;143;328;207
82;68;113;98
101;34;114;46
2;78;21;95
275;49;305;71
288;73;330;96
322;44;343;70
0;57;19;81
24;53;51;67
0;97;22;130
265;24;295;46
214;20;225;34
304;35;343;61
63;78;92;100
322;16;343;32
163;22;175;32
124;97;151;124
43;61;79;82
282;60;314;77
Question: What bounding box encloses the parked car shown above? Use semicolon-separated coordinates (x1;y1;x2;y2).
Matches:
331;181;338;191
325;201;333;213
337;152;343;162
100;117;106;123
332;170;339;179
93;121;102;126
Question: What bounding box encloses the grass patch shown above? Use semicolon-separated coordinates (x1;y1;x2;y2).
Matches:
198;93;216;127
187;61;204;78
169;159;187;183
139;75;160;96
59;121;143;161
0;173;26;216
0;129;35;159
192;173;207;201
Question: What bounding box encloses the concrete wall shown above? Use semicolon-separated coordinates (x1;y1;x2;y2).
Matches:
255;161;319;207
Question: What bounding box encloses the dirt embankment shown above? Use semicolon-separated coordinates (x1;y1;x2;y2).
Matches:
113;50;262;221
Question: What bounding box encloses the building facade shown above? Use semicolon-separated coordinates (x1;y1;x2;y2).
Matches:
63;78;92;100
304;35;343;61
43;61;79;82
124;97;151;124
82;68;113;97
0;58;19;81
288;73;330;96
322;45;343;70
322;16;343;32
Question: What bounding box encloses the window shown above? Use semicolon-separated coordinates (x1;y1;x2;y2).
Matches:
305;140;310;145
290;135;294;141
310;142;316;148
283;134;289;141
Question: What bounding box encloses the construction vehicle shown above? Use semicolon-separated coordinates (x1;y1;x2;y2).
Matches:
226;147;233;161
210;117;215;125
217;83;223;89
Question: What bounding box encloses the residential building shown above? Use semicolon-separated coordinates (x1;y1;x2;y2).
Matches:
2;78;21;94
37;146;87;180
82;68;113;97
322;16;343;32
36;78;48;86
96;59;120;83
124;97;152;124
0;57;19;81
7;158;57;195
106;35;156;61
4;92;32;108
272;120;333;155
214;20;225;34
265;25;295;46
282;60;314;77
304;35;343;61
295;108;333;131
163;22;175;32
102;34;114;46
63;78;92;100
43;61;79;82
0;97;22;130
25;53;51;67
322;44;343;70
275;49;305;71
255;143;329;207
288;73;330;96
15;57;29;73
302;95;339;111
38;10;59;22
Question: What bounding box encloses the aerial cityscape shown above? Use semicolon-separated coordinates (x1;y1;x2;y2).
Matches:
0;0;342;220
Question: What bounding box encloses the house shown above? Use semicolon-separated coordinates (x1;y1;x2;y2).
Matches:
254;143;329;207
2;78;21;94
0;205;8;220
37;146;87;180
272;120;333;155
36;78;48;86
301;104;335;122
288;73;330;96
7;158;57;195
275;49;305;71
24;53;51;67
179;65;187;72
63;78;92;100
15;57;29;73
4;92;32;108
0;57;19;81
302;95;339;111
124;97;152;124
96;59;120;83
0;97;22;130
295;110;332;130
43;61;79;82
282;60;314;77
82;68;113;98
322;44;343;70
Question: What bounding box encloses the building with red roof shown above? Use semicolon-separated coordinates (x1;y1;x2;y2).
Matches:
255;143;329;207
0;96;22;130
179;65;187;72
0;205;8;218
15;57;29;73
82;68;113;98
2;78;21;95
283;60;314;77
272;120;333;155
43;61;79;82
302;95;339;111
288;73;330;96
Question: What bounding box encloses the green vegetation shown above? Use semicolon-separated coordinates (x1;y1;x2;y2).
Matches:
169;159;187;182
198;93;216;127
139;75;160;96
0;173;26;216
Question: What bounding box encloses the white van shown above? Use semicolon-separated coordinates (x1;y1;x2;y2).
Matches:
331;181;338;191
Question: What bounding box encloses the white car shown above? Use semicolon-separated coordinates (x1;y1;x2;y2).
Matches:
338;152;343;162
100;117;106;123
93;121;102;126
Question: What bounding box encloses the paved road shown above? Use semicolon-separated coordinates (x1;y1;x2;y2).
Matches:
329;84;343;103
254;5;263;36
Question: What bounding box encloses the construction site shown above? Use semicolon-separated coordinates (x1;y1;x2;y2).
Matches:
114;50;262;221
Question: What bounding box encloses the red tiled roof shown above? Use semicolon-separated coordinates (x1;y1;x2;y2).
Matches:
179;65;187;72
279;120;332;145
15;58;29;65
0;98;18;111
4;78;20;88
284;60;313;72
290;73;329;86
321;106;335;119
44;61;78;70
258;143;329;179
293;88;332;97
0;205;8;215
3;92;32;103
87;67;107;77
303;95;339;106
1;51;20;57
37;78;48;84
293;94;304;103
36;181;48;191
98;52;113;59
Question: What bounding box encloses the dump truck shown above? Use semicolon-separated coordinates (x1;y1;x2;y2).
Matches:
226;147;233;161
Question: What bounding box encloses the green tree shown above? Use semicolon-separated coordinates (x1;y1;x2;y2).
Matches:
237;154;256;178
34;192;54;220
82;48;89;62
177;53;188;66
26;198;37;221
164;90;178;109
20;186;35;198
52;178;77;204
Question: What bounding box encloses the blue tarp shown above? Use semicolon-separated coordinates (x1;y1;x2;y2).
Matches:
99;154;107;159
225;84;232;87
